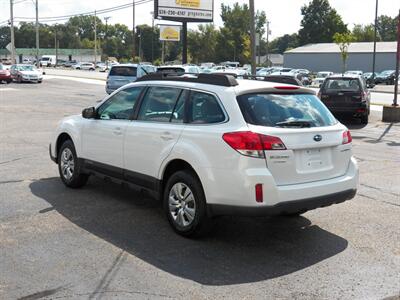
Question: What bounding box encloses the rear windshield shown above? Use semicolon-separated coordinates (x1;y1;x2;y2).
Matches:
322;78;361;92
157;67;185;74
109;66;137;77
237;93;337;128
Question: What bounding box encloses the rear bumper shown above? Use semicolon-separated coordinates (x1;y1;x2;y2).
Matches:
208;189;356;216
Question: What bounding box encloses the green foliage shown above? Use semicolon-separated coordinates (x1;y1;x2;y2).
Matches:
352;24;378;42
333;32;355;73
377;15;398;41
299;0;348;45
188;24;218;64
269;33;300;54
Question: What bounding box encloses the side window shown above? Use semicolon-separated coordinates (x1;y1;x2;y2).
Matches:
97;87;143;120
189;91;225;124
137;87;181;122
171;90;188;123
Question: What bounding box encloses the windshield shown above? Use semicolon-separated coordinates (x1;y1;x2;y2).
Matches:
317;72;329;78
41;57;50;61
237;93;337;128
380;70;394;75
322;78;361;92
18;65;36;71
109;66;137;77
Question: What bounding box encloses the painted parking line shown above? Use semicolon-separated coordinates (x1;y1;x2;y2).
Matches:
0;87;18;91
44;75;105;86
371;105;382;112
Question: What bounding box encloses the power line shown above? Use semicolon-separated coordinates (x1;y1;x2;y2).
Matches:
10;0;151;23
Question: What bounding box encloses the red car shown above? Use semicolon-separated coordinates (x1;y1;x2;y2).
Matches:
0;64;12;84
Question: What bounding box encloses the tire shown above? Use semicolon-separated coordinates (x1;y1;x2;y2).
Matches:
38;81;42;84
17;76;22;83
360;113;369;125
58;140;89;188
163;170;213;237
6;79;11;84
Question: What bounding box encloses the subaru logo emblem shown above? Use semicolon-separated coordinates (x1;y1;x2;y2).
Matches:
314;135;322;142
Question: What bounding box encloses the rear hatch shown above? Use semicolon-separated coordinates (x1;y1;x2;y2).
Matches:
319;78;363;110
237;92;352;186
107;66;137;90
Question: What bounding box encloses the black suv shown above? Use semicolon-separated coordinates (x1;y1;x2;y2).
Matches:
375;70;396;85
318;74;371;124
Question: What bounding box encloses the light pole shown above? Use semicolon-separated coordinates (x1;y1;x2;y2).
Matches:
35;0;39;68
9;0;16;64
150;11;154;63
249;0;257;75
372;0;378;78
393;10;399;107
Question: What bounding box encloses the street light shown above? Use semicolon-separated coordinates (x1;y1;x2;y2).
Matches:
372;0;379;80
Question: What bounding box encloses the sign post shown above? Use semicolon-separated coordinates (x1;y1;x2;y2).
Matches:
154;0;214;64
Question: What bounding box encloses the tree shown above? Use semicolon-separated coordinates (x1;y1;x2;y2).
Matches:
352;24;377;42
376;15;397;41
188;24;218;63
299;0;348;45
215;3;266;64
333;32;354;74
269;33;299;54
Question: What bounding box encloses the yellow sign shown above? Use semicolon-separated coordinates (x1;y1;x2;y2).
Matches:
160;25;181;41
175;0;200;8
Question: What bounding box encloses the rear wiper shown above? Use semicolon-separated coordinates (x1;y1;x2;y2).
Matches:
275;120;315;128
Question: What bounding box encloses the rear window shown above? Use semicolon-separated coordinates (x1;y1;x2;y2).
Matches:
110;66;137;77
322;78;361;92
237;94;337;128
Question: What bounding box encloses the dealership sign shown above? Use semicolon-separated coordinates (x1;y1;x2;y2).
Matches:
159;25;181;41
155;0;214;22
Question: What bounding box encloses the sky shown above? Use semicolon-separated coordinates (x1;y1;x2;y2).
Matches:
0;0;399;39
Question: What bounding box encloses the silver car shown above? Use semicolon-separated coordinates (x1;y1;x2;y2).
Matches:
106;64;156;94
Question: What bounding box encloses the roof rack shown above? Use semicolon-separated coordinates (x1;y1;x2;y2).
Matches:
221;73;303;87
136;72;238;87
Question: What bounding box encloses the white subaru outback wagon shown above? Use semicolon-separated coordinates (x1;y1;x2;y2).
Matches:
50;73;358;237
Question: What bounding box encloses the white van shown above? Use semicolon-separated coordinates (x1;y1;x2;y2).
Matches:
40;55;57;67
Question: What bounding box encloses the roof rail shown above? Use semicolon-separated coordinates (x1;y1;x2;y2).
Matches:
136;72;238;87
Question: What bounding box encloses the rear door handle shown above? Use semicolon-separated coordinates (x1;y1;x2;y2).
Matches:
113;127;123;136
160;132;174;141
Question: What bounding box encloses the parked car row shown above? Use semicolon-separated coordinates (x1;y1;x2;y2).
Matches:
0;63;43;84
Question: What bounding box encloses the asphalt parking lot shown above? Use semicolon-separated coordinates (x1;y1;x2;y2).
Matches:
0;78;399;300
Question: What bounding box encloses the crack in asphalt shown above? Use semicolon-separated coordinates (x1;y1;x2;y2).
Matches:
361;184;400;197
358;193;400;208
0;157;26;165
0;180;24;185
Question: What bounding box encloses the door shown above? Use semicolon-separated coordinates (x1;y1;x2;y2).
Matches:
81;86;144;177
124;87;187;183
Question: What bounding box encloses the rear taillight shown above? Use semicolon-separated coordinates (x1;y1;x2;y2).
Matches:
342;130;352;144
222;131;286;158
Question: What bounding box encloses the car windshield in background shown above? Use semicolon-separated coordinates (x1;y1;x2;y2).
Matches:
109;66;137;77
19;65;36;71
317;72;329;78
157;67;185;74
323;79;361;92
237;93;337;128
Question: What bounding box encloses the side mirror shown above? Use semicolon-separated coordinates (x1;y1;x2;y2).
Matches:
82;107;96;119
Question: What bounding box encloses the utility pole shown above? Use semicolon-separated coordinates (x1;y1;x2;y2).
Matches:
54;27;58;67
372;0;379;78
393;9;399;107
104;16;111;38
104;16;110;68
9;0;16;64
132;0;136;60
249;0;256;75
151;11;154;63
182;22;188;64
94;10;97;67
35;0;39;68
266;21;270;67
